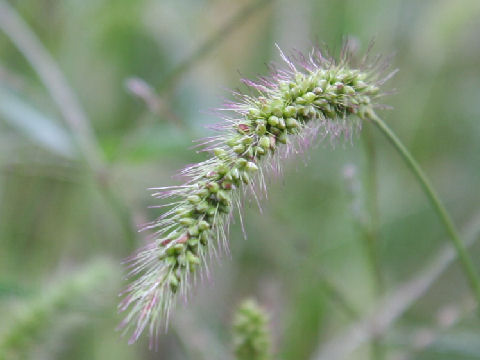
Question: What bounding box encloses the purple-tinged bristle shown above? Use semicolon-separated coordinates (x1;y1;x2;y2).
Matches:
118;42;395;346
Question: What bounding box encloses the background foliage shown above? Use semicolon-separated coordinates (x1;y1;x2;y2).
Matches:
1;0;480;359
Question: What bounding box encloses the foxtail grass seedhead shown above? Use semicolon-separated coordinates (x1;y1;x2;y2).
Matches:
233;299;271;360
118;42;395;347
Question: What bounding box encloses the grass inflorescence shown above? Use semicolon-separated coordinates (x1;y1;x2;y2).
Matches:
118;43;395;346
233;299;271;360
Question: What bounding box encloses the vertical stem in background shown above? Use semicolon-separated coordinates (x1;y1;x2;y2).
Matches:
320;275;359;320
362;124;385;360
367;111;480;306
362;124;384;293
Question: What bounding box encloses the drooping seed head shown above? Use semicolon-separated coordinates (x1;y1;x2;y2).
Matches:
118;42;395;347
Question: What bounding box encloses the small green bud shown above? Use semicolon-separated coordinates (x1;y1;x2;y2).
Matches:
207;182;219;193
226;137;239;147
256;123;266;135
277;117;286;129
248;108;261;118
269;126;281;135
295;72;305;83
196;188;209;197
272;106;283;118
200;232;209;245
168;273;179;293
278;81;289;92
175;207;186;215
219;204;231;214
177;253;187;267
188;225;199;237
354;80;368;90
242;136;254;145
267;116;279;127
317;79;327;90
301;105;316;118
367;85;379;94
233;299;271;360
255;119;266;127
187;195;201;204
322;104;336;118
245;162;258;172
313;98;328;107
286;117;299;128
207;206;217;217
255;146;265;155
188;237;199;247
241;172;250;184
165;256;177;266
213;148;226;157
236;158;248;168
344;85;355;95
179;217;194;226
258;136;270;150
217;190;231;205
277;132;287;144
291;86;302;98
186;251;201;266
303;92;316;103
284;105;296;117
231;167;240;180
233;144;245;154
195;201;209;213
166;246;176;256
198;220;210;231
216;164;229;175
175;208;192;217
295;96;307;105
173;243;185;254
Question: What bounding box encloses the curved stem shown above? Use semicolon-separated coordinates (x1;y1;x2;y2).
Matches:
367;110;480;304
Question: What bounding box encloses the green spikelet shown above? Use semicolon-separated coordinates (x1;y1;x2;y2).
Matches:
233;299;272;360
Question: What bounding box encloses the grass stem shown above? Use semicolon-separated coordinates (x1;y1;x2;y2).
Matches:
367;111;480;305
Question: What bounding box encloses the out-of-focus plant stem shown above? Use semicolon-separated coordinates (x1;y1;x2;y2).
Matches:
368;111;480;306
157;0;273;94
320;275;359;320
313;211;480;360
362;124;384;294
0;260;117;358
0;0;137;251
362;124;385;360
0;0;101;171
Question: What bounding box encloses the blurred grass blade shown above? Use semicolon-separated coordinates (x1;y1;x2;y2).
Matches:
0;87;76;158
158;0;273;92
0;259;118;359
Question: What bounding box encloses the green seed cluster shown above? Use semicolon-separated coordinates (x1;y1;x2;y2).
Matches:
233;299;271;360
120;47;391;344
159;67;379;293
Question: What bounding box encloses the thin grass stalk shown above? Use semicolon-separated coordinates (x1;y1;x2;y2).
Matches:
366;110;480;307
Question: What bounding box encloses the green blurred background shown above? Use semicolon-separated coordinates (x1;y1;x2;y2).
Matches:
1;0;480;359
